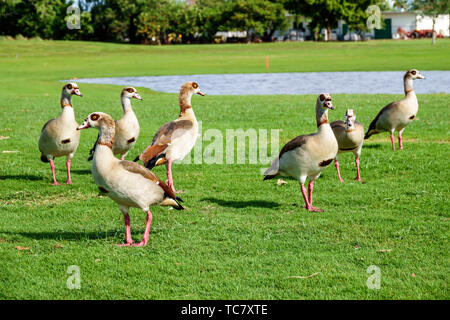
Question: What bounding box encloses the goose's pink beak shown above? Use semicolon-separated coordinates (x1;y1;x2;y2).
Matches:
197;91;205;96
323;100;334;110
77;120;90;130
73;88;83;97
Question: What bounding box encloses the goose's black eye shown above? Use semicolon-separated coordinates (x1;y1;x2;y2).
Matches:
90;114;100;121
411;70;417;75
192;83;198;89
67;84;72;90
319;94;325;101
127;88;134;93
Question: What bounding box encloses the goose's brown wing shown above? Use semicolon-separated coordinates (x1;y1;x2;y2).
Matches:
41;119;55;133
119;160;177;200
278;134;311;159
138;119;193;164
365;101;398;138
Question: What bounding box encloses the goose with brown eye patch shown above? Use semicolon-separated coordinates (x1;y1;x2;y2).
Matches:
87;87;142;161
263;93;338;213
365;69;424;151
331;109;365;183
77;112;184;247
134;81;205;194
64;83;82;97
38;83;83;185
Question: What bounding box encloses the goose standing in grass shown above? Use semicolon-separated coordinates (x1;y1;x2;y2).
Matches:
77;112;183;247
134;82;205;193
38;83;82;185
264;93;338;212
88;87;142;161
365;69;425;151
331;109;364;182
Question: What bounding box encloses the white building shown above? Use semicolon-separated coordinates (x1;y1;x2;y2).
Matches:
372;11;450;39
273;11;449;41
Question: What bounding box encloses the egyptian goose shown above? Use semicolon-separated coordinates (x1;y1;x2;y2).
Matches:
331;109;364;182
88;87;142;161
365;69;425;150
77;112;183;247
264;93;338;212
38;83;83;185
134;82;205;193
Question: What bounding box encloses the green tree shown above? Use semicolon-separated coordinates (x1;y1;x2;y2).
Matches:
134;0;172;44
0;0;72;39
286;0;378;40
89;0;146;43
413;0;450;44
220;0;289;42
169;1;204;43
345;0;382;37
392;0;410;10
196;0;228;42
0;0;19;36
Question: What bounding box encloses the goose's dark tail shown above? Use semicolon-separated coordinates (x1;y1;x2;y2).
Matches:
144;154;165;170
162;194;184;210
40;154;49;163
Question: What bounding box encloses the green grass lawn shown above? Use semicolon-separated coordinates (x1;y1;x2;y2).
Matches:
0;39;449;299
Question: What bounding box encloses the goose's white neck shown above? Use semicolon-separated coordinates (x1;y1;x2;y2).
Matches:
317;121;333;136
94;144;116;162
121;96;133;113
183;92;192;107
93;126;116;170
98;125;115;147
92;144;117;179
315;106;329;128
180;107;196;120
179;89;194;114
404;77;415;96
60;94;72;108
60;104;75;122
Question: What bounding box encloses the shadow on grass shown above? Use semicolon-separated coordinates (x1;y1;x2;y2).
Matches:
0;174;44;181
0;230;121;241
363;143;382;149
201;197;280;208
70;169;92;175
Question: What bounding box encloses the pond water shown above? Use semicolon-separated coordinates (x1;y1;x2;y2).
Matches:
72;71;450;95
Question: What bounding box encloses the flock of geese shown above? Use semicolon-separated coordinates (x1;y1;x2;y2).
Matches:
38;69;424;246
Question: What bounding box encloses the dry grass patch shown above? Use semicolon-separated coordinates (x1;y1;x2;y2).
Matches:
1;190;96;208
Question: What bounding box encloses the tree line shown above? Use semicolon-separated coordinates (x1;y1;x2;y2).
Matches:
0;0;446;44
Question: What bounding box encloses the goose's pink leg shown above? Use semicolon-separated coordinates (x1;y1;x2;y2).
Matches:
49;160;60;185
116;213;134;246
124;213;133;244
390;133;396;151
300;184;310;208
166;159;182;193
120;152;128;161
166;159;174;191
65;159;72;184
398;130;404;150
334;159;344;183
355;157;363;182
307;180;323;212
133;210;152;247
301;182;322;212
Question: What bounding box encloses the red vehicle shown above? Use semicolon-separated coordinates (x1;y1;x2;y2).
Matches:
398;27;443;39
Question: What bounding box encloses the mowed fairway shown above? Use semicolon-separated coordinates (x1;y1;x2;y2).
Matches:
0;39;449;299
